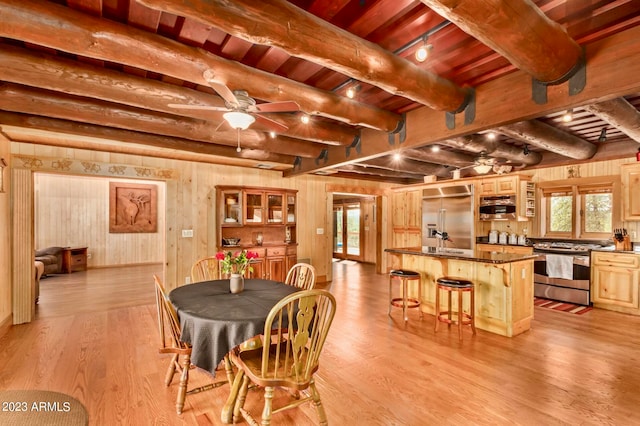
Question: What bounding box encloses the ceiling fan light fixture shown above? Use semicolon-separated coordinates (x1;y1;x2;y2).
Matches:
473;164;493;174
223;111;255;130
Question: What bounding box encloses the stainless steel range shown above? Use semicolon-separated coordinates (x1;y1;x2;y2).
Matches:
532;241;613;306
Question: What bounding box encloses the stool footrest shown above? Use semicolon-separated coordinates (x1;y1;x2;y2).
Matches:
391;298;420;309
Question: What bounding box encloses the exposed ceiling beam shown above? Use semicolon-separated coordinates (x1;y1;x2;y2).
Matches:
496;120;597;160
360;156;450;177
0;112;295;166
335;164;425;182
582;97;640;143
286;25;640;176
442;135;542;166
0;83;324;158
0;44;359;146
0;0;401;132
421;0;582;83
137;0;470;113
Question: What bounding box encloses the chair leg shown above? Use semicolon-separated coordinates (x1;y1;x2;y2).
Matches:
176;354;190;415
165;353;178;386
470;288;477;335
261;386;275;426
223;354;235;386
233;373;251;424
309;379;328;426
222;369;245;424
447;290;452;329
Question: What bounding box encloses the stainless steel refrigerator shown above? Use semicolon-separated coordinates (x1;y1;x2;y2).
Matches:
421;184;474;254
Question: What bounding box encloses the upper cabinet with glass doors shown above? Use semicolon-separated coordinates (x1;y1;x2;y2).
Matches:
285;193;296;224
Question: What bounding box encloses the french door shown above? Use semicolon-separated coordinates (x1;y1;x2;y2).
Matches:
332;201;362;261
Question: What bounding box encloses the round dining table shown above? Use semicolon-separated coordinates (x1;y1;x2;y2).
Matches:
168;278;299;375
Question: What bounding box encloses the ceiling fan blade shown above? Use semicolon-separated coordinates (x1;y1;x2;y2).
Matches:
202;69;239;107
252;101;300;113
168;103;229;112
254;114;289;132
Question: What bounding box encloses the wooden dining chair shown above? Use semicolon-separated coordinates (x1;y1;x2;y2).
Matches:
190;256;221;283
230;289;337;425
153;275;228;415
284;262;317;290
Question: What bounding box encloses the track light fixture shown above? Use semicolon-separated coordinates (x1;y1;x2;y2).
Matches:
415;36;433;62
346;84;361;99
598;127;607;142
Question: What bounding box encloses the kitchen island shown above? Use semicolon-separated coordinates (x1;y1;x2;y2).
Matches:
385;247;537;337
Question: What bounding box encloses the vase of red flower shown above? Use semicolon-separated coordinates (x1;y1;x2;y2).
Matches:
215;250;259;293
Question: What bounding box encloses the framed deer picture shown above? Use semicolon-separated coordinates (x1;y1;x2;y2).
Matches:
109;182;158;233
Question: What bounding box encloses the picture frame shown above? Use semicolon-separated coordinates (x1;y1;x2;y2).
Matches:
109;182;157;233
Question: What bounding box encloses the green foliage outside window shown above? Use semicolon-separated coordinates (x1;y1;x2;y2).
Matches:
584;193;612;233
550;195;572;232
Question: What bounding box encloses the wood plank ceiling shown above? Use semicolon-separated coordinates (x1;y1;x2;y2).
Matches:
1;0;640;184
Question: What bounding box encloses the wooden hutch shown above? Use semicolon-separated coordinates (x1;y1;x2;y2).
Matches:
216;186;297;282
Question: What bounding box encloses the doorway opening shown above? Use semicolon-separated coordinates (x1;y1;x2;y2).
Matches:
332;194;375;263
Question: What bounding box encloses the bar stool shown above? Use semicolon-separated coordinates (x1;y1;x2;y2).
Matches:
434;276;476;340
389;269;422;321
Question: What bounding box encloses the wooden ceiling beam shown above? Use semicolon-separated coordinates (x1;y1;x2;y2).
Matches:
442;135;542;166
0;44;358;147
286;25;640;176
336;164;425;181
0;0;401;132
361;156;450;178
137;0;470;112
0;83;323;159
421;0;582;83
0;112;295;165
402;148;477;169
496;120;597;160
582;97;640;143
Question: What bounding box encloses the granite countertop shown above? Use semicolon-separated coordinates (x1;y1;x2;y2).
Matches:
385;247;538;264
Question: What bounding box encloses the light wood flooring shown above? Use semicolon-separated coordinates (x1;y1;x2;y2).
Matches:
2;263;640;425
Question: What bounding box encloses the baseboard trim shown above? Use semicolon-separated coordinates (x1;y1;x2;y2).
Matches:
0;314;12;338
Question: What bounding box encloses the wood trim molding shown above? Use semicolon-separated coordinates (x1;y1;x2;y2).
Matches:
11;154;176;181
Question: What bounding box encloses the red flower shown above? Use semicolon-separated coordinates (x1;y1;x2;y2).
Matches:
215;252;225;260
246;251;259;259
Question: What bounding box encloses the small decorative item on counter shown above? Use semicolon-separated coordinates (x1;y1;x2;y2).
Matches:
489;229;498;244
508;233;518;245
613;228;632;251
498;231;508;245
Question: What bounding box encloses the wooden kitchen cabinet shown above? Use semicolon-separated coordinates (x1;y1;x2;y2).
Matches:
391;189;422;248
479;174;535;220
621;163;640;220
591;251;640;314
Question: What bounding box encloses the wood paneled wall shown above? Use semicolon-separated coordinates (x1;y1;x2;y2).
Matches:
10;142;392;296
0;134;11;329
34;173;165;267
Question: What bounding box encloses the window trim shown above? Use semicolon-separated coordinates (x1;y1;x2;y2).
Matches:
539;176;621;239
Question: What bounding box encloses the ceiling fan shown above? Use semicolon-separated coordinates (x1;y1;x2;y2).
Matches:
168;70;300;133
458;152;512;175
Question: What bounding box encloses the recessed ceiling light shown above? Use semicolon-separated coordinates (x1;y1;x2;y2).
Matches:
562;109;573;122
430;145;440;153
300;114;310;124
486;132;496;140
393;153;402;161
269;131;276;138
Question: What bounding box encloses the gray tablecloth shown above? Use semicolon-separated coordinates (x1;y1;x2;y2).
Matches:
168;279;298;375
